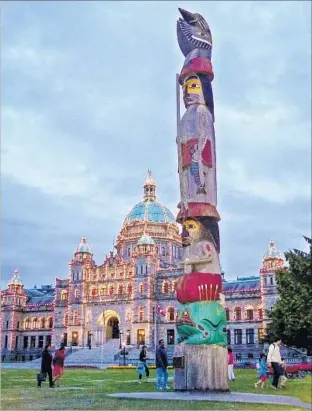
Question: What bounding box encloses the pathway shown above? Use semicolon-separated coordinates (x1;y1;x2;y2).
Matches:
107;391;311;409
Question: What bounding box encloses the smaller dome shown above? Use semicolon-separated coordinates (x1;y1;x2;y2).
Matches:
138;234;155;245
8;269;23;286
263;240;284;260
75;236;92;254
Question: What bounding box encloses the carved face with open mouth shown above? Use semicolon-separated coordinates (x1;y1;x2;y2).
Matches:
177;301;227;345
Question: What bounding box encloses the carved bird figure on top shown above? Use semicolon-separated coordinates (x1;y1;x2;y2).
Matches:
177;8;213;61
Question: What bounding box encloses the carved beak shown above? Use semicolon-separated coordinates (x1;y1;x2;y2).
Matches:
178;8;196;25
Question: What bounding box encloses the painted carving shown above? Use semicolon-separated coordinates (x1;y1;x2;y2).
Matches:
176;301;227;345
176;9;226;346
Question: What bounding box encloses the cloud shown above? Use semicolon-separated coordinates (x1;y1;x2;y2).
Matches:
1;0;310;288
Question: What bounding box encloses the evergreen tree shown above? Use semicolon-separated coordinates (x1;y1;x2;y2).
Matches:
265;236;312;355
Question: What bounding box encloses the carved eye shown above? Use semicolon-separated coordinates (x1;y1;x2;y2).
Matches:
198;325;204;331
190;83;197;88
204;331;209;337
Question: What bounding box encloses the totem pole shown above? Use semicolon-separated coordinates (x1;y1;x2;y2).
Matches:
173;8;228;391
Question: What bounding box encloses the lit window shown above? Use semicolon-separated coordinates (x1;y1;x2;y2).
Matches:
99;287;106;296
167;307;175;321
61;291;68;301
162;281;170;294
74;289;79;298
234;307;241;321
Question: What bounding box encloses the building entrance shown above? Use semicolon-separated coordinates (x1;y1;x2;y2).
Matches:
106;317;119;339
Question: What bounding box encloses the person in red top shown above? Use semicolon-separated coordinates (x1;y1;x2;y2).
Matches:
53;345;66;387
228;347;235;381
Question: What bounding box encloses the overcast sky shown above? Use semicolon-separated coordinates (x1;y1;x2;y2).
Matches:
1;1;311;289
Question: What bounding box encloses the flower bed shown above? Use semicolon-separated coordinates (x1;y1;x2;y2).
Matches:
65;365;98;369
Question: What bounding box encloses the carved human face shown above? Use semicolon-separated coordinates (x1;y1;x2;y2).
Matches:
183;75;205;107
182;218;204;245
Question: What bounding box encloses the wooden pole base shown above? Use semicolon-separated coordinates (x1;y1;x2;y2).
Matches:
173;344;229;391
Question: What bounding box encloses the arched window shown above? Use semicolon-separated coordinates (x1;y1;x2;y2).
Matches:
167;307;175;322
172;281;177;292
40;318;45;329
61;290;68;301
127;284;132;295
225;309;230;321
64;313;68;327
245;308;254;321
162;281;170;294
162;247;166;256
74;289;79;298
234;307;242;321
33;318;38;329
99;286;106;296
258;308;263;320
109;285;114;296
73;312;78;326
128;247;131;257
25;318;30;330
138;306;144;322
139;283;144;294
48;317;53;328
118;284;123;295
91;288;98;297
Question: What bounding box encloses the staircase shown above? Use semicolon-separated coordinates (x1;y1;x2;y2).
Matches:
64;339;120;368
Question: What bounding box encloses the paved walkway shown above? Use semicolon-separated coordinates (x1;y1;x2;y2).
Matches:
107;391;311;409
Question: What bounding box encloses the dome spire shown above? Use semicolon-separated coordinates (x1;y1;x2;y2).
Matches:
143;169;156;202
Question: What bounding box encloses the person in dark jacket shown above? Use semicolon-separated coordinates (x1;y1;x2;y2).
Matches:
137;346;150;383
155;339;169;390
37;343;54;388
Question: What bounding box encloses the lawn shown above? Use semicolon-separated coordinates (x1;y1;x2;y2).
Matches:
1;368;311;410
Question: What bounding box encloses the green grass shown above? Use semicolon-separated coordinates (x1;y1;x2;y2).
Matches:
1;368;311;410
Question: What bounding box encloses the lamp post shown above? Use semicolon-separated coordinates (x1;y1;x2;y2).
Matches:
119;330;123;349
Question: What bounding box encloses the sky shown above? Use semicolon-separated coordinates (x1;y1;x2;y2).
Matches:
1;1;311;289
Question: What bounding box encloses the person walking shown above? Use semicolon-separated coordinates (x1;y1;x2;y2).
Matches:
267;338;282;389
254;353;268;389
53;345;66;387
37;343;54;388
137;345;150;383
155;339;169;391
227;348;235;381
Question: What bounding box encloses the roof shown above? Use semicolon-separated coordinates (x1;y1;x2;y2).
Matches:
223;276;260;293
124;201;176;225
25;288;55;305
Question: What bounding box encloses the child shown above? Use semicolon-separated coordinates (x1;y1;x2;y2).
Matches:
228;348;235;381
254;353;268;389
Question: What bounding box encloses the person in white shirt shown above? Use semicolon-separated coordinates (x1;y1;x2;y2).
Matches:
267;338;282;389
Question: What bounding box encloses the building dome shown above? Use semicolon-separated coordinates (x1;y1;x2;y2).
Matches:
8;269;23;286
138;234;155;245
75;236;92;254
263;240;284;260
124;201;176;225
123;171;176;225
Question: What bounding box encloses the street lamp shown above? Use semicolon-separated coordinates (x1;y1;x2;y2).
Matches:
119;330;123;349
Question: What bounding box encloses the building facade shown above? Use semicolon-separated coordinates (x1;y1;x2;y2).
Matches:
1;173;285;361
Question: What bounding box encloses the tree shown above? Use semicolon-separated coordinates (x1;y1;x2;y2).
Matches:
265;236;312;355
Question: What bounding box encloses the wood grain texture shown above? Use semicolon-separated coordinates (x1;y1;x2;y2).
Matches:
174;344;229;391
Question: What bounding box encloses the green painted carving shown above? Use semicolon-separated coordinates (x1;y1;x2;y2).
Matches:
176;301;227;345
